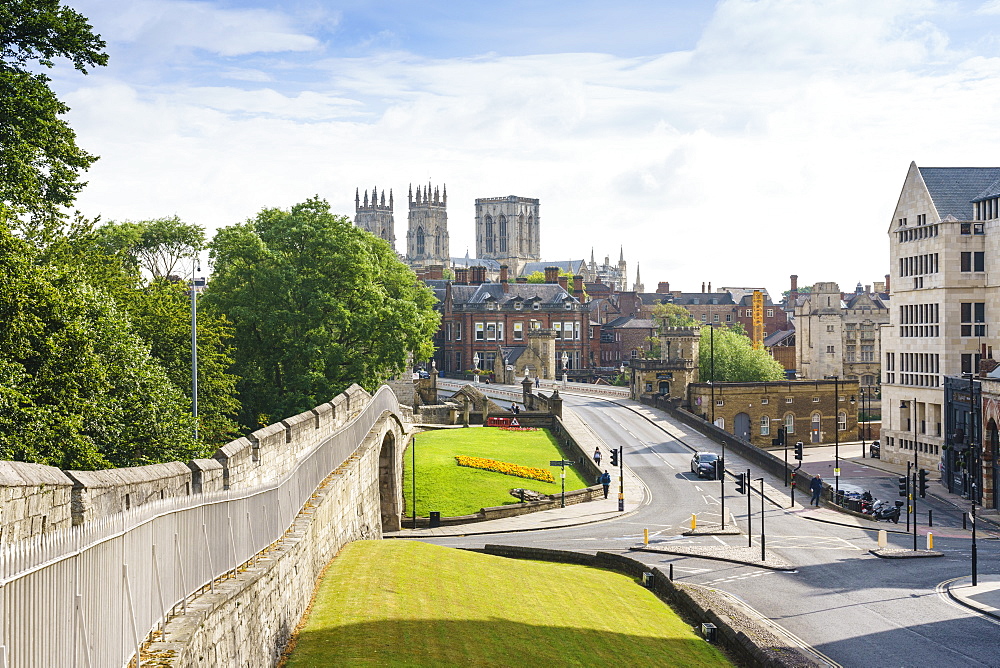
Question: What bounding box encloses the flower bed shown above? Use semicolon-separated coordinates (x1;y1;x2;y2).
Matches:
455;455;555;483
499;426;538;431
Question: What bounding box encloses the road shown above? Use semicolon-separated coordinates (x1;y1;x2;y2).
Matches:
423;389;1000;667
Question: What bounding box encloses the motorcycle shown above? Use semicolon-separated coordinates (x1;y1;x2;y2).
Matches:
861;497;900;523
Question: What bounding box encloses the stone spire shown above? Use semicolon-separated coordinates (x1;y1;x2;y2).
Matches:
633;262;644;293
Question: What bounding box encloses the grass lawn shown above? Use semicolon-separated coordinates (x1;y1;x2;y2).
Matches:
285;541;731;668
403;427;593;517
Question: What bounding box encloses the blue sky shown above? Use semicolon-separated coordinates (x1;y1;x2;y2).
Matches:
55;0;1000;296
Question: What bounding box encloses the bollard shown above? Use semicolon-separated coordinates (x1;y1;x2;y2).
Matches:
964;512;968;530
691;514;697;530
669;563;674;581
878;529;887;548
928;509;932;527
927;532;933;550
644;528;649;545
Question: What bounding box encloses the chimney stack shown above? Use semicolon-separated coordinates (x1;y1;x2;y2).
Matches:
885;273;891;294
701;282;705;292
455;267;469;285
427;264;444;280
557;275;569;291
545;266;559;284
707;282;712;293
573;275;584;301
657;281;671;294
500;264;509;293
470;265;487;285
789;274;798;305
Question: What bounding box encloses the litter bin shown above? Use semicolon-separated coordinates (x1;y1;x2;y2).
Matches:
429;511;441;528
701;623;717;643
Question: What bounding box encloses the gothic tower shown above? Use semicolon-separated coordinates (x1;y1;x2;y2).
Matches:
474;195;541;276
406;182;450;268
354;186;395;248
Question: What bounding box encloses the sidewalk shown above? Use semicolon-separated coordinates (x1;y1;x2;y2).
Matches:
946;575;1000;621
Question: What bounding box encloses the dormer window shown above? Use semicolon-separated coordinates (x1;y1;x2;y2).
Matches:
514;301;523;310
532;303;540;310
564;301;572;310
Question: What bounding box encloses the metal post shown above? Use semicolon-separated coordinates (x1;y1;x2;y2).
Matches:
906;461;911;532
973;503;978;586
912;470;918;551
412;436;416;528
970;372;978;585
783;439;788;487
618;447;624;512
759;478;766;561
834;377;839;496
191;254;199;441
720;440;726;528
746;468;752;548
913;396;918;551
861;387;866;458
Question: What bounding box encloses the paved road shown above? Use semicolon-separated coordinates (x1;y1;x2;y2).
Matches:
422;387;1000;667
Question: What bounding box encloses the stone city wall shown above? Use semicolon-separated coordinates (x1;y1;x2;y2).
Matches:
0;384;374;542
157;410;405;667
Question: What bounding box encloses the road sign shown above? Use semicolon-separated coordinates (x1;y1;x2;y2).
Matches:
834;467;840;477
511;418;520;426
550;460;574;466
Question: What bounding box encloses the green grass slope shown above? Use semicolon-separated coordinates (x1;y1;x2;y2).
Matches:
286;541;730;668
403;427;594;517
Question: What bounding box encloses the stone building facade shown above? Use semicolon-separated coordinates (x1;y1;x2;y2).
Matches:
354;186;395;248
406;182;450;268
687;379;859;448
795;281;888;386
630;326;701;401
882;162;1000;469
474;195;541;276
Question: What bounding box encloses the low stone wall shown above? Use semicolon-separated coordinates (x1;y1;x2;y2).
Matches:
477;545;823;667
66;462;193;525
0;462;74;544
403;486;604;528
156;412;402;667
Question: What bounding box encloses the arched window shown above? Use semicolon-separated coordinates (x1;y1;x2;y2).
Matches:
416;227;425;255
784;413;795;434
499;215;507;252
519;213;525;253
485;215;494;252
760;416;770;436
811;412;822;433
838;411;847;431
527;214;534;250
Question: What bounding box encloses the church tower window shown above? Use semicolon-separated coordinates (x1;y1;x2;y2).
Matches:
499;215;507;252
416;227;425;256
485;215;494;253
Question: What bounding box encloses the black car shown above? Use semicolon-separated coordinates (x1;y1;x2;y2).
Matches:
690;452;720;479
869;440;880;458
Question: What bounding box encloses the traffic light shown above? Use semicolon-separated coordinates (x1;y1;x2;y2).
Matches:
777;427;786;446
794;441;804;460
898;476;908;497
918;468;928;497
609;448;619;467
713;458;724;480
735;472;746;494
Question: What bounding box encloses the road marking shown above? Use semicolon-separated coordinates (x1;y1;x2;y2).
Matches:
694;485;703;492
936;578;1000;627
712;535;728;546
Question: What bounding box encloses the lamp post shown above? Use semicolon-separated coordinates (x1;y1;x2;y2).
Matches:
860;386;866;459
963;372;979;584
710;323;715;425
472;353;480;385
561;351;569;387
824;375;840;497
190;254;201;441
619;362;626;390
901;398;918;551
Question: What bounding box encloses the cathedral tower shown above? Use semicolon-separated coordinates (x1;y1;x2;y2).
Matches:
354;186;395;248
406;182;450;268
474;195;540;276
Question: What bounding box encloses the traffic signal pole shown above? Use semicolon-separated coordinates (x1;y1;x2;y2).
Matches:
746;468;752;548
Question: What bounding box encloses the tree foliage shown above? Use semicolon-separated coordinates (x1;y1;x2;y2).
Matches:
202;197;440;429
94;216;206;278
0;220;206;469
699;324;786;383
651;302;697;328
0;0;108;220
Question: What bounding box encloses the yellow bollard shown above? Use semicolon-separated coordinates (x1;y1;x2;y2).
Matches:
878;530;887;548
927;533;933;550
644;528;649;545
691;514;697;530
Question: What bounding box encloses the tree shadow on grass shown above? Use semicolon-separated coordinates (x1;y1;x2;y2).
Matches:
285;618;729;667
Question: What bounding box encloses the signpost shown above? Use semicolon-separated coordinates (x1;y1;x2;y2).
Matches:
550;460;574;507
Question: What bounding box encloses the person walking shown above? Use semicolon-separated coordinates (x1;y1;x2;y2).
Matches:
809;474;824;506
599;470;612;499
593;447;602;466
534;376;540;388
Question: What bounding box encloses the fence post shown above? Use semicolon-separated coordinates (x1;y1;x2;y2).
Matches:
174;534;188;615
151;544;167;641
122;565;141;668
202;524;215;593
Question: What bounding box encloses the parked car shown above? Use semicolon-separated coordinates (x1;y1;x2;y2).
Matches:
690;452;720;479
869;440;880;458
417;369;430;379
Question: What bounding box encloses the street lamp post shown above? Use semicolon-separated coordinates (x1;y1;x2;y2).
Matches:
561;351;569;388
860;386;866;459
963;372;979;584
901;398;918;550
710;323;715;425
472;353;480;385
825;375;840;497
190;254;201;441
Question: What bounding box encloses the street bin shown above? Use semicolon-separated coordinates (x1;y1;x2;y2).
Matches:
701;623;717;643
429;511;441;528
641;572;654;588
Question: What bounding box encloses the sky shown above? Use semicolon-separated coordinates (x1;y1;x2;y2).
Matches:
52;0;1000;298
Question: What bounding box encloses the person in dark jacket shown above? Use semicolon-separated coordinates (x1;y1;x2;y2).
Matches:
599;470;612;499
809;474;824;506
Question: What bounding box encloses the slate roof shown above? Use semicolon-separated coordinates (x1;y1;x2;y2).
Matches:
844;293;888;310
656;292;736;306
603;315;655;329
450;257;503;270
518;260;587;276
449;282;576;307
764;328;795;347
918;167;1000;221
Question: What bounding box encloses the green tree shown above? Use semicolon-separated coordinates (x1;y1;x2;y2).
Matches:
0;0;108;220
202;197;440;429
651;302;697;329
94;216;205;278
0;220;204;469
699;324;786;383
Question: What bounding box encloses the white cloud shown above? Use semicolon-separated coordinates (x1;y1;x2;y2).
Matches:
56;0;1000;295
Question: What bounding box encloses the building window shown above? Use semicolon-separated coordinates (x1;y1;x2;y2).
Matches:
475;322;484;341
514;301;523;310
716;417;725;430
838;411;846;431
961;302;986;336
631;349;638;358
812;412;822;434
961;251;985;272
962;353;982;375
486;323;497;340
786;397;793;404
826;346;835;353
416;227;425;255
760;416;770;436
766;309;774;317
514;322;523;341
826;325;835;332
484;216;494;252
726;314;732;322
784;413;795;434
532;303;540;310
455;322;462;340
716;399;724;406
761;398;769;405
713;314;719;322
860;345;874;362
701;314;707;321
812;396;820;402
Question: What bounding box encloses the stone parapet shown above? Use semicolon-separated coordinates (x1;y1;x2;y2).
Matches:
0;461;75;543
66;461;192;525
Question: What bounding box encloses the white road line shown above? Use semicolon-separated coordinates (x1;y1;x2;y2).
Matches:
712;535;728;545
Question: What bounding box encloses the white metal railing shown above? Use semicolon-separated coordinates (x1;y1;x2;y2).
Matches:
0;386;400;668
437;378;629;399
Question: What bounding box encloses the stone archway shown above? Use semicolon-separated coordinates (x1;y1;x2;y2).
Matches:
378;430;402;531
